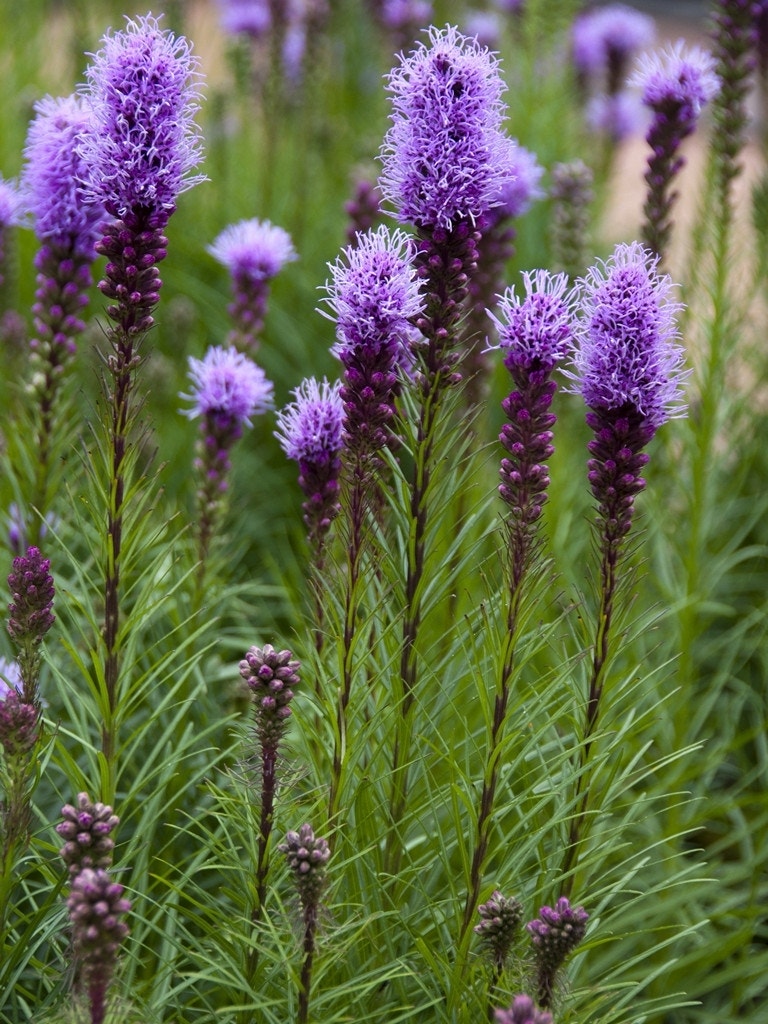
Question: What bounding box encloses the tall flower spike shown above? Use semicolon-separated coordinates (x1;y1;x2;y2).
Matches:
181;346;273;582
275;376;344;554
323;225;423;457
66;867;131;1024
549;160;594;281
631;42;720;260
526;897;589;1009
7;546;55;706
208;219;297;352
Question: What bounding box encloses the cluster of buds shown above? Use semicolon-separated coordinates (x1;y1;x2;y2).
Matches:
56;792;120;878
279;823;331;914
475;890;524;971
239;643;300;748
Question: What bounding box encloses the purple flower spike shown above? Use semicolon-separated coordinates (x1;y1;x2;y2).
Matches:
57;793;120;878
182;345;274;428
527;896;588;1008
240;642;301;747
275;376;344;549
490;270;574;534
279;823;331;913
379;24;515;231
495;994;553;1024
475;890;524;970
323;225;423;456
7;546;55;704
78;13;205;223
631;42;720;258
209;219;297;351
572;4;655;93
549;160;594;281
67;867;131;1024
571;242;686;430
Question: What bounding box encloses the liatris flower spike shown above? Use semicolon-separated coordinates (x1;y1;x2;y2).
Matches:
78;12;205;335
549;160;594;281
181;345;273;576
475;890;524;971
631;42;720;259
571;4;655;96
208;218;297;352
275;376;344;553
527;897;589;1009
57;792;120;878
66;866;131;1024
495;994;553;1024
323;225;423;458
7;545;55;706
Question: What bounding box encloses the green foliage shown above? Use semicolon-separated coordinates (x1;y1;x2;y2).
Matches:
1;1;766;1022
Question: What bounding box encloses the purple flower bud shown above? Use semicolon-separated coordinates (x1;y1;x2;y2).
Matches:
495;994;553;1024
0;687;39;760
57;793;120;877
475;890;524;969
526;896;589;1009
240;643;300;747
7;546;55;647
279;823;331;913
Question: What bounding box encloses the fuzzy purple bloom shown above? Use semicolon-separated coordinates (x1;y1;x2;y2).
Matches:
570;241;686;429
323;225;423;453
216;0;271;37
23;94;105;256
497;144;545;220
572;3;655;90
379;24;516;230
78;13;205;223
67;867;131;1024
209;219;297;350
492;269;574;373
495;995;553;1024
181;345;273;427
586;89;644;140
0;176;24;230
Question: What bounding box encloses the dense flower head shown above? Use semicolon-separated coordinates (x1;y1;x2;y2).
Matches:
275;377;344;463
379;24;516;229
631;41;720;121
208;218;297;282
323;225;424;356
57;793;121;877
78;13;205;221
475;890;524;968
490;270;574;372
7;546;55;647
0;687;39;759
239;642;300;727
279;822;331;909
22;94;106;256
66;867;131;1006
569;241;687;427
495;995;553;1024
527;896;589;969
572;4;656;77
181;346;273;425
0;175;25;229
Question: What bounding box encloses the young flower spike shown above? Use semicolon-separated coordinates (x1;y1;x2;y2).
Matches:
631;42;720;259
495;995;553;1024
274;376;344;552
475;890;524;971
208;218;297;352
57;793;121;878
7;545;55;706
66;866;131;1024
526;897;589;1009
181;345;273;582
571;3;655;95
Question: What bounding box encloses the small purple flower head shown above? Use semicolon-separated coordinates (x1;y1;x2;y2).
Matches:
181;346;273;426
495;995;553;1024
22;94;106;257
572;4;656;80
0;175;25;229
7;546;55;648
208;218;297;283
275;377;344;464
78;13;205;221
323;224;424;358
490;269;574;373
526;896;589;970
630;41;720;129
586;90;644;140
57;793;121;878
240;643;300;745
379;24;516;229
464;11;502;50
569;241;687;428
216;0;271;37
